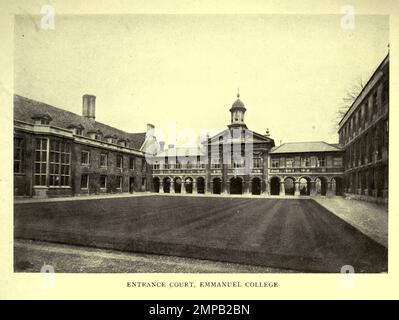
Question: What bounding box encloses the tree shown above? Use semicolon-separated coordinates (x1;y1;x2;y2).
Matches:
335;77;366;129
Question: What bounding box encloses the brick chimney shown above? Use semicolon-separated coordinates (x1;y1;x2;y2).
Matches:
147;123;155;132
82;94;96;122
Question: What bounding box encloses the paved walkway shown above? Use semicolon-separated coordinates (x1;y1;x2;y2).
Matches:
14;191;311;204
314;197;388;248
14;239;293;273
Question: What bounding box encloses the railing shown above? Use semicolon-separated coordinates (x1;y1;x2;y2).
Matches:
269;167;344;174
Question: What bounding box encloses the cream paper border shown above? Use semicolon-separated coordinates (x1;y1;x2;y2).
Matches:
0;0;398;300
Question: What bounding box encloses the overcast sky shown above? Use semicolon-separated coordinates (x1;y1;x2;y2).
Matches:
14;14;388;146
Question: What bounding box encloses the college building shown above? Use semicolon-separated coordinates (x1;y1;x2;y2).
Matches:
150;93;345;197
338;54;389;202
13;55;389;203
13;94;155;198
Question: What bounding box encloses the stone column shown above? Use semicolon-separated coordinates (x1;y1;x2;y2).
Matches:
294;181;300;196
223;180;229;194
327;180;334;197
382;165;388;198
364;174;369;196
170;180;175;193
159;180;164;193
373;168;378;197
263;179;269;196
193;180;197;193
244;178;250;195
309;180;317;196
181;180;186;194
279;181;285;196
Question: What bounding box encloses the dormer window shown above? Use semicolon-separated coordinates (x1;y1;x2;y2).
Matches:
31;114;52;126
88;130;102;140
67;124;84;136
105;135;117;144
118;139;127;147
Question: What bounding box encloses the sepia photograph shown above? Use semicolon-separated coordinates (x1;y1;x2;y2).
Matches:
11;11;389;277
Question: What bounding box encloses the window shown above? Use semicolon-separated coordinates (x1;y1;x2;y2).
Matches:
81;151;90;166
142;177;146;189
100;153;107;168
14;137;24;173
81;174;89;189
76;128;83;136
34;138;48;186
333;157;343;167
142;159;146;171
317;156;325;167
117;176;123;190
116;155;123;169
129;157;135;170
233;158;244;168
364;102;369;123
253;158;262;168
153;161;160;170
372;91;378;115
301;157;310;167
41;119;50;125
49;140;71;187
382;79;389;104
271;159;280;168
100;175;107;189
286;158;294;168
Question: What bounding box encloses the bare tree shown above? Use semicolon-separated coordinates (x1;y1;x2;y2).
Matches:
334;77;366;129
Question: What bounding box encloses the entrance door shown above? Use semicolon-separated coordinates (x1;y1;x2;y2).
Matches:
230;177;243;194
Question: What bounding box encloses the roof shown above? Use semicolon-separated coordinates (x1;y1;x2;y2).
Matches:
14;94;147;150
270;141;343;154
338;53;389;129
208;128;275;146
229;94;246;111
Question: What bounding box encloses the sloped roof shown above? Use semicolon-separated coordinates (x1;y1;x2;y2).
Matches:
208;128;275;146
14;95;147;150
270;141;343;154
338;54;389;128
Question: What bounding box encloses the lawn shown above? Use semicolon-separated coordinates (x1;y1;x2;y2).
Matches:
14;195;388;273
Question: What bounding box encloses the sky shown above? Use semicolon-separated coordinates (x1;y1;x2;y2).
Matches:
14;14;389;146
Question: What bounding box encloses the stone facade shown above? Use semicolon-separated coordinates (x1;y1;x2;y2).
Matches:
338;54;389;204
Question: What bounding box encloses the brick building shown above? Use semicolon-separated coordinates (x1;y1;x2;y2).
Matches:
13;94;156;198
338;54;389;203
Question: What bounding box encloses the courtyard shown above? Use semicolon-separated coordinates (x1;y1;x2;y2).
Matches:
14;195;387;273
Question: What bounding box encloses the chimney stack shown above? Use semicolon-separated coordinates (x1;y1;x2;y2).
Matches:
147;123;155;134
159;141;165;152
168;144;175;149
82;94;96;122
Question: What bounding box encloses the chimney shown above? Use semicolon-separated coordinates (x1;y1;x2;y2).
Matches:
168;144;175;149
159;141;165;152
82;94;96;122
147;123;155;133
